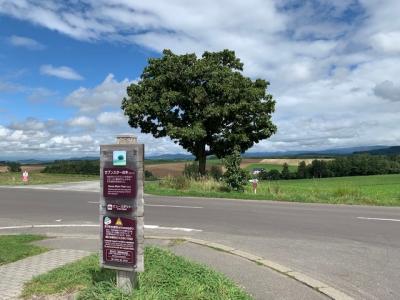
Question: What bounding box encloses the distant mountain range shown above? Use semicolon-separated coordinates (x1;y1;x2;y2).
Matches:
1;145;398;163
144;146;394;160
354;146;400;155
244;145;390;157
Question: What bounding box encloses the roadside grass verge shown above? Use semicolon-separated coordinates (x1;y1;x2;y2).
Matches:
23;247;252;300
0;235;48;265
0;171;99;186
145;174;400;206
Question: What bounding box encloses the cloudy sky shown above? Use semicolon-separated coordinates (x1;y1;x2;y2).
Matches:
0;0;399;159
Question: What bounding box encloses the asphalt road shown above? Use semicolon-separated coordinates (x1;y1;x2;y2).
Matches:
1;187;399;299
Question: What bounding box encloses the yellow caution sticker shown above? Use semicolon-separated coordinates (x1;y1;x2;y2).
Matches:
115;218;123;226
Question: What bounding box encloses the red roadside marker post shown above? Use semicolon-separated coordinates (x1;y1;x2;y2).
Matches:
22;171;29;183
250;178;258;194
100;134;144;293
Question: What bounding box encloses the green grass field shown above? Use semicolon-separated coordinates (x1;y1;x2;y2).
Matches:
0;171;99;185
144;159;192;165
244;163;297;172
0;235;48;265
23;247;251;300
145;174;400;206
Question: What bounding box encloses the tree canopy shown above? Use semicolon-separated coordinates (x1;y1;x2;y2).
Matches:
122;49;277;174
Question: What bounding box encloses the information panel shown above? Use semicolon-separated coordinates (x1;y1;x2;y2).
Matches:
100;141;144;272
103;167;136;198
103;216;136;265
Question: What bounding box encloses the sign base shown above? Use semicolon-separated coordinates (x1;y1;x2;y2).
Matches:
117;270;138;293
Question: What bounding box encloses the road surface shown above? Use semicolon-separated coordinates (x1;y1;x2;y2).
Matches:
0;187;399;299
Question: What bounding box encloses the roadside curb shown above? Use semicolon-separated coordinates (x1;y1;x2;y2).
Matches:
146;235;354;300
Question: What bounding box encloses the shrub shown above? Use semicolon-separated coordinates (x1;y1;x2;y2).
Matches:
7;162;21;172
222;147;249;192
42;160;99;175
281;163;290;179
257;169;269;180
160;176;190;190
144;170;158;181
183;162;200;179
267;169;281;180
209;165;223;180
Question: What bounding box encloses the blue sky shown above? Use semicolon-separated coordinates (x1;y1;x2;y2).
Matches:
0;15;152;122
0;0;399;159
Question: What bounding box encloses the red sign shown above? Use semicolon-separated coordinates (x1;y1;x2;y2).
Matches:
103;216;136;266
103;168;136;198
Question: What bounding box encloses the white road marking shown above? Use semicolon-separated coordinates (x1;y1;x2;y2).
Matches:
145;204;203;209
0;224;202;232
144;225;202;232
357;217;400;222
55;219;63;222
87;201;202;209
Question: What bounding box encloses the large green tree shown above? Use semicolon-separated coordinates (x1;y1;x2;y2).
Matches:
122;49;277;174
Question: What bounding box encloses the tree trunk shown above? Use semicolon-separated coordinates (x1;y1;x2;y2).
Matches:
197;145;207;176
198;154;206;176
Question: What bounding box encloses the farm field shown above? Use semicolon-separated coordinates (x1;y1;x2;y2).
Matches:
258;158;332;166
145;174;400;206
0;164;45;173
244;163;297;172
0;171;98;185
0;157;319;179
145;158;311;177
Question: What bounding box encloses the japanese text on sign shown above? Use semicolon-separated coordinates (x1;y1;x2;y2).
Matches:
103;167;136;198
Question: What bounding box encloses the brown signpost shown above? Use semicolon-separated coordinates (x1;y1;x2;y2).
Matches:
100;134;144;293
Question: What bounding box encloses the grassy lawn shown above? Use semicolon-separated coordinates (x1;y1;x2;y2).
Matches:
0;171;99;185
23;247;252;300
0;235;48;265
145;174;400;206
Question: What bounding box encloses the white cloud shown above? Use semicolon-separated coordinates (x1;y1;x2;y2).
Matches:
68;116;96;128
371;31;400;54
0;125;10;138
374;80;400;102
8;35;45;50
1;0;400;157
65;74;131;113
8;130;28;141
9;118;46;131
39;135;95;149
28;88;56;103
97;111;126;126
40;64;83;80
0;80;23;92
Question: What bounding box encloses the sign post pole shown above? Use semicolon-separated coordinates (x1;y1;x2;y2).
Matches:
117;270;138;293
100;134;144;294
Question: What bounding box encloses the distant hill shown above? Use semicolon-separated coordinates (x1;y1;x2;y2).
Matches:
2;145;395;163
354;146;400;155
65;156;99;161
16;159;53;164
244;145;389;158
